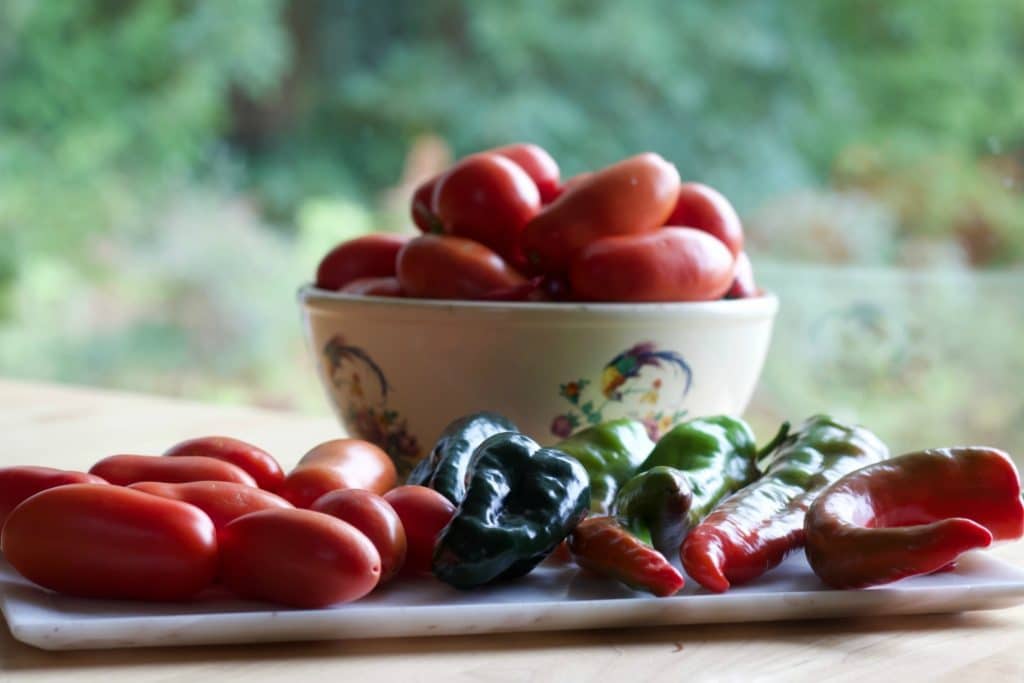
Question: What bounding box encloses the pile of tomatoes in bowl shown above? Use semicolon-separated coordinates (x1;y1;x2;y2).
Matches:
315;143;758;303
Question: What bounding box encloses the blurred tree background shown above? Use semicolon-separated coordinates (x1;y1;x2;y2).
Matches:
1;0;1022;449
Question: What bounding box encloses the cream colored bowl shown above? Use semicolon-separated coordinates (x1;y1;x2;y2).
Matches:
299;286;778;476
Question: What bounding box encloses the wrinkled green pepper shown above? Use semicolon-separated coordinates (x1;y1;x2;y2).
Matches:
554;419;653;513
614;416;787;557
407;411;517;504
432;432;590;589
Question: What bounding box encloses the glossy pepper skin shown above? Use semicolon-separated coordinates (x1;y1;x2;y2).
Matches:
554;419;653;514
614;416;768;556
804;447;1024;589
569;516;685;597
406;412;517;504
682;415;887;592
432;433;590;589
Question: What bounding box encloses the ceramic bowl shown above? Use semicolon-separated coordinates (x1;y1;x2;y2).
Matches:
298;286;778;476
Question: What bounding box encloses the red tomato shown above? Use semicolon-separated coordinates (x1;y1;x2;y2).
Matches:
411;175;442;233
546;172;593;204
339;276;404;297
2;484;217;601
726;252;759;299
490;143;561;203
665;182;744;257
164;436;284;491
0;466;108;528
569;227;735;302
396;234;527;300
219;508;381;608
315;233;409;291
522;153;681;274
277;439;397;508
129;481;292;530
90;454;257;487
433;153;540;266
311;489;407;582
382;485;456;576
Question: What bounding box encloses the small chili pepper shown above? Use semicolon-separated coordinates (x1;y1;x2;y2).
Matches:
614;416;784;557
432;432;590;589
804;447;1024;589
682;415;887;592
568;516;685;597
406;412;517;504
554;419;653;513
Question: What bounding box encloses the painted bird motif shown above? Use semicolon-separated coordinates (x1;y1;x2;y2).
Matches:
601;342;692;400
324;336;391;400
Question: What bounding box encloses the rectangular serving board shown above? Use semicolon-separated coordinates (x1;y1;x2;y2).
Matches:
3;552;1024;651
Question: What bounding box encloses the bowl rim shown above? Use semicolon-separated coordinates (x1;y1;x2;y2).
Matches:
298;284;778;318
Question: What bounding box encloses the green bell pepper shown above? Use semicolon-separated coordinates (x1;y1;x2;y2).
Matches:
554;419;653;513
432;432;590;589
406;411;517;504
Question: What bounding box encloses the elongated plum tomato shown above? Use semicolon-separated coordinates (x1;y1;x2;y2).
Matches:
90;454;257;487
277;439;397;508
383;485;456;576
2;484;217;601
396;234;527;300
490;143;561;203
546;172;593;204
522;153;681;274
0;466;108;528
312;488;407;582
664;183;744;257
129;481;292;530
433;153;540;267
219;508;381;608
164;436;284;491
315;233;409;291
339;276;404;297
411;175;442;233
726;252;759;299
569;227;735;302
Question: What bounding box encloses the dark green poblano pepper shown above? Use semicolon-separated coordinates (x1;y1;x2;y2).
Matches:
406;411;517;504
554;419;654;513
432;432;590;589
613;415;789;557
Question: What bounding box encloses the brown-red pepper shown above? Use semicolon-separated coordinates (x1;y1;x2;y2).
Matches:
804;447;1024;589
568;516;684;597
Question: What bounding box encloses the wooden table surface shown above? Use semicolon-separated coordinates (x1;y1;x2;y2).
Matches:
1;378;1023;682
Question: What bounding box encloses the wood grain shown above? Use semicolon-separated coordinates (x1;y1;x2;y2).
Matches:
1;378;1022;682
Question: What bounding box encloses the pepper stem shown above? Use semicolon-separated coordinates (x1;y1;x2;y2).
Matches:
755;421;791;468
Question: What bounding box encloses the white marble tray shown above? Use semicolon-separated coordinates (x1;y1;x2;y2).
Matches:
3;552;1024;651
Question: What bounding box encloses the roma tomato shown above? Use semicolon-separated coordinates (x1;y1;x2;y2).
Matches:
129;481;292;530
396;234;527;300
277;439;397;508
2;484;217;601
726;252;759;299
219;508;381;608
164;436;284;491
665;182;744;257
339;276;404;297
411;175;442;233
546;172;593;204
90;454;257;487
311;489;407;582
0;466;107;528
569;227;735;302
315;233;409;291
433;153;540;266
522;153;681;274
382;485;456;576
490;143;561;203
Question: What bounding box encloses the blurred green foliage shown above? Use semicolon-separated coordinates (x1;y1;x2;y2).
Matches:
0;1;1022;454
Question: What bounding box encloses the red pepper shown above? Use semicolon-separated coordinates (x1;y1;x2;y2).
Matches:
568;516;684;597
804;447;1024;589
